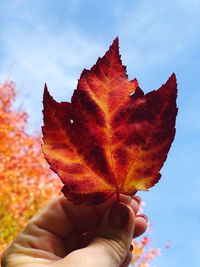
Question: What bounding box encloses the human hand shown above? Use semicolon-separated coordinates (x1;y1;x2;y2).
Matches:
2;194;148;267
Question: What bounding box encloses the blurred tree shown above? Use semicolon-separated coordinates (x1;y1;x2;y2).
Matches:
0;81;62;257
131;236;161;266
0;81;160;266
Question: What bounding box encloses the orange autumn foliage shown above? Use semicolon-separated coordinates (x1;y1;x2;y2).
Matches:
0;81;160;266
0;81;62;257
132;236;161;266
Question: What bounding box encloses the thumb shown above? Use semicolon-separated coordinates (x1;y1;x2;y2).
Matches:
87;202;135;267
65;202;135;267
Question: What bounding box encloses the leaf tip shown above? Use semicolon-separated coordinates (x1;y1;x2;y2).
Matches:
171;72;176;79
43;83;50;101
43;84;56;105
110;37;120;53
113;36;119;45
44;83;48;91
167;72;178;94
158;72;178;97
169;72;177;86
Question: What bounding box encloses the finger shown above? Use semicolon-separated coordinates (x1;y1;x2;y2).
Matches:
119;195;141;214
28;196;74;238
72;210;148;251
28;195;110;238
62;194;141;251
60;194;137;234
120;251;133;267
133;214;148;238
58;202;135;267
62;194;141;250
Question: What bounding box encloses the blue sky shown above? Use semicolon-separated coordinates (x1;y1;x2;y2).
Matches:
1;0;200;266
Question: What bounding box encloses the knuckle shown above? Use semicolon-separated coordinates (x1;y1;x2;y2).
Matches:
96;237;127;263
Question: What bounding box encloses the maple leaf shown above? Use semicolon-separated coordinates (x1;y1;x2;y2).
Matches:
42;38;178;205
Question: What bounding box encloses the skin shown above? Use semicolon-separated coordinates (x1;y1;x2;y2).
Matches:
1;194;148;267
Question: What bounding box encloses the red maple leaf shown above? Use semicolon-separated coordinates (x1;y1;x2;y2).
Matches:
42;38;178;205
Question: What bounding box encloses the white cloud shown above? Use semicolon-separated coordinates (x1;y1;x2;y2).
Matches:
114;0;200;72
0;17;104;130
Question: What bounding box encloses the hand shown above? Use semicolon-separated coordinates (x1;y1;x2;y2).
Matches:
2;194;148;267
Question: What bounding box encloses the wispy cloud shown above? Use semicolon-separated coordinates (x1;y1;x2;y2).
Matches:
0;4;104;129
114;0;200;71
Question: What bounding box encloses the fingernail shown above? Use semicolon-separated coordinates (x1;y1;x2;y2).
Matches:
109;202;130;229
130;244;134;251
138;214;148;222
132;195;141;205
